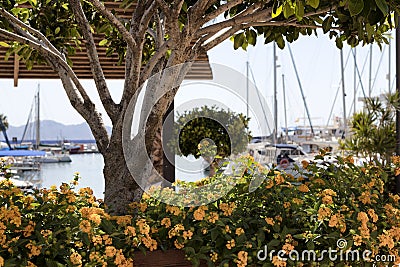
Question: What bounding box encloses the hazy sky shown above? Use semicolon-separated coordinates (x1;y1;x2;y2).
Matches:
0;29;396;137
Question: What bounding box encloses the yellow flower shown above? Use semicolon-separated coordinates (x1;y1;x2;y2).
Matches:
89;213;102;225
275;174;285;185
367;209;378;223
115;215;132;226
292;198;304;205
219;202;236;216
272;255;287;267
26;261;36;267
236;228;245;236
357;212;369;224
0;256;4;267
353;235;363;246
79;220;91;233
378;231;395;249
136;219;150;235
225;225;231;234
236;251;248;267
317;206;332;220
26;243;41;257
174;240;184;249
207;212;219;223
210;251;218;262
298;184;309;193
70;251;82;266
23;221;36;237
265;179;274;189
265;217;275;226
92;235;102;246
283;202;291;209
193;208;206;221
105;246;117;257
282;243;294;253
40;229;52;239
161;217;171;228
142;236;158;251
124;226;136;237
103;234;113;245
183;230;193;240
166;205;181;216
226;239;235;249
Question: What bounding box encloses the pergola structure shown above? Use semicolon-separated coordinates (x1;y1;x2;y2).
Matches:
0;1;213;86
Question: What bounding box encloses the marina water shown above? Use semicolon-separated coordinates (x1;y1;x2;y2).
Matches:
37;154;207;199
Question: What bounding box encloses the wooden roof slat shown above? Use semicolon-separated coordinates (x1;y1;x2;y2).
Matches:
0;1;213;84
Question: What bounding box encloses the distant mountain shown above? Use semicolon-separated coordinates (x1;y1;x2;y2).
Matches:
5;120;112;141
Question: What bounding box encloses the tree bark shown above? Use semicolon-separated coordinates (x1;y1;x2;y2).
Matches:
103;118;142;215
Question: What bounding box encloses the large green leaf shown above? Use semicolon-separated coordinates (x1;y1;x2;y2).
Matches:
375;0;388;16
348;0;364;16
233;33;245;50
306;0;319;9
272;5;283;18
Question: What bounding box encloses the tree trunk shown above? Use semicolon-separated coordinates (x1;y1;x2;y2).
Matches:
103;119;143;215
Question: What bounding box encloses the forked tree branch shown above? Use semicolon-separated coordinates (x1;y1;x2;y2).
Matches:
87;0;137;49
0;27;109;151
69;0;118;122
140;39;171;85
0;8;62;57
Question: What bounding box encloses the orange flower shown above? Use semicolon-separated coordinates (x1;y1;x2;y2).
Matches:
298;184;309;193
226;239;235;249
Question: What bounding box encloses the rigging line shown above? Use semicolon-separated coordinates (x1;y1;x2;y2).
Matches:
326;48;352;127
248;64;273;135
391;75;397;92
370;46;387;93
20;96;35;144
352;49;367;98
287;43;314;135
347;49;373;118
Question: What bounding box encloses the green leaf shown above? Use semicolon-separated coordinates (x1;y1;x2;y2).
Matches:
272;5;283;18
283;2;295;18
246;29;257;46
233;33;245;50
275;35;285;49
99;39;108;46
0;42;9;48
306;0;319;9
55;27;60;35
348;0;364;16
375;0;388;16
295;0;305;20
335;37;343;49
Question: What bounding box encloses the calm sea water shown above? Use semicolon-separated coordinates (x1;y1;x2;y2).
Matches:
36;153;207;199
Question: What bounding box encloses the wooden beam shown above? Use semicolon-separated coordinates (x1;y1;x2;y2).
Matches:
13;53;19;87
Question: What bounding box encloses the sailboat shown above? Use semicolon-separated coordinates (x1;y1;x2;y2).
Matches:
21;84;72;163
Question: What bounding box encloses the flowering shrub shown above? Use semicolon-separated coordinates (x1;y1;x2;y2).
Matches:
136;153;400;266
0;153;400;266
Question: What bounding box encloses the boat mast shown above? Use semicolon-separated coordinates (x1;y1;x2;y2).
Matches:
35;84;40;149
282;74;288;143
273;42;278;143
389;35;392;94
369;45;373;97
246;61;249;122
287;43;314;135
340;49;347;137
353;48;356;115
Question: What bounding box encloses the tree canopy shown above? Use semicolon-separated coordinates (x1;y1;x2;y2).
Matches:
173;105;250;159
